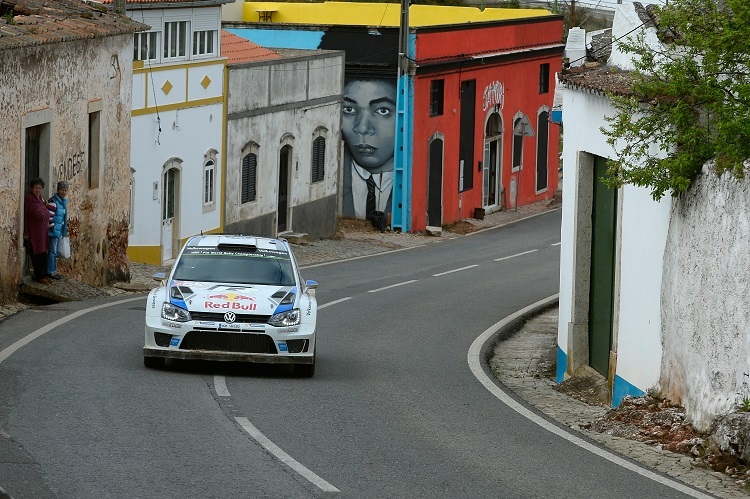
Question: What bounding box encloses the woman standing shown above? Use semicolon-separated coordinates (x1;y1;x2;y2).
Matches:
23;177;56;284
47;180;69;280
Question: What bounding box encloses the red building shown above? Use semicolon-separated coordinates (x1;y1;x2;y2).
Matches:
411;17;564;230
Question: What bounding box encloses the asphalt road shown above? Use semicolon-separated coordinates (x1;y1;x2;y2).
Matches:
0;210;698;498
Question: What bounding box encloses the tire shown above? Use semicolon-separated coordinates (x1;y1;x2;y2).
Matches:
293;351;315;377
144;356;165;369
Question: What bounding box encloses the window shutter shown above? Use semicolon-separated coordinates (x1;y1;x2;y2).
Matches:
242;153;257;203
312;136;325;183
192;9;219;31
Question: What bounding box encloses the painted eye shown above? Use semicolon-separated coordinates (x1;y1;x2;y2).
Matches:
342;106;356;115
375;107;392;117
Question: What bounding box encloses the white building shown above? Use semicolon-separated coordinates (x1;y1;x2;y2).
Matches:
105;0;232;265
557;2;750;430
223;32;343;240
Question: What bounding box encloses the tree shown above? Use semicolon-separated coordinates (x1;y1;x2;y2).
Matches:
601;0;750;200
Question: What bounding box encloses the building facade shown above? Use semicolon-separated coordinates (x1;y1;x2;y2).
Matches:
223;32;344;240
117;0;231;265
0;0;145;303
224;2;562;232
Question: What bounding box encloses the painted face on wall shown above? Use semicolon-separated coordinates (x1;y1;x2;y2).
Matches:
342;80;397;174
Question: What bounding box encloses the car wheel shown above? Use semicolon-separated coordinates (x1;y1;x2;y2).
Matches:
293;350;315;377
144;356;165;369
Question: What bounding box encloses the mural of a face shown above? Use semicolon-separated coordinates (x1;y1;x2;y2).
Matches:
342;80;397;174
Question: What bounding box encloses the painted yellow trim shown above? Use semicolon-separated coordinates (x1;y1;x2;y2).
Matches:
133;59;228;75
133;60;144;70
127;245;162;266
242;2;550;26
220;63;228;233
132;96;224;116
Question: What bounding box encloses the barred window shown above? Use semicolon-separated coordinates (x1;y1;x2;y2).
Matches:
241;152;257;203
311;136;325;183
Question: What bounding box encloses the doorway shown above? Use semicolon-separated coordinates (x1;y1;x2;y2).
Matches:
427;137;443;227
483;113;502;210
161;165;180;264
588;156;617;376
536;110;550;192
277;145;292;233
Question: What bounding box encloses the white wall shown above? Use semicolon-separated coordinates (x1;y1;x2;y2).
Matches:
661;167;750;430
130;103;223;248
559;86;669;394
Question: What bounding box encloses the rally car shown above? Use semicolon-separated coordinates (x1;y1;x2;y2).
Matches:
143;235;318;376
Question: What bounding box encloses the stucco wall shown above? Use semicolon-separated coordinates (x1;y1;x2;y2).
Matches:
558;87;667;398
225;52;343;239
661;166;750;431
0;35;134;301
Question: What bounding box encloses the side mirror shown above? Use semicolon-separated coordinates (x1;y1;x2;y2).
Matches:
152;272;166;282
306;279;318;290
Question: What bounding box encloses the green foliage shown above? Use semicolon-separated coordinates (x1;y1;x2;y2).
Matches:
600;0;750;200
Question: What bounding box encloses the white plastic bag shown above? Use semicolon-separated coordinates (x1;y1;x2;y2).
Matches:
60;236;71;259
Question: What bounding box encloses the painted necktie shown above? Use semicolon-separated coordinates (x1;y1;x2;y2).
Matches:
366;175;376;219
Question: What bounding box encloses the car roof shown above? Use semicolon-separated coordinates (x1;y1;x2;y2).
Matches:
184;235;290;253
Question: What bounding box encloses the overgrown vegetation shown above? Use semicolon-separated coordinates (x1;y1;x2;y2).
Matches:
601;0;750;200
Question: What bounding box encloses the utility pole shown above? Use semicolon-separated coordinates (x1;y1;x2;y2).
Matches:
570;0;576;27
392;0;412;232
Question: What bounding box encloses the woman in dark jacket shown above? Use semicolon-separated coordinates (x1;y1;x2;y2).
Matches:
47;180;69;280
23;177;55;284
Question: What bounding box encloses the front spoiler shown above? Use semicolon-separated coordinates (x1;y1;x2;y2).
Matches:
143;347;314;364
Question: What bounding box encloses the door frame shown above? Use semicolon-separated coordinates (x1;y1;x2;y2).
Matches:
427;133;444;227
161;158;182;264
483;111;503;212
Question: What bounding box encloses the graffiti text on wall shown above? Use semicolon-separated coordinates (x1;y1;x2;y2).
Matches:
56;150;85;182
482;81;505;112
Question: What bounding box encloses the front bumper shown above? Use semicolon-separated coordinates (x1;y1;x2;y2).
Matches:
143;347;314;364
144;317;315;365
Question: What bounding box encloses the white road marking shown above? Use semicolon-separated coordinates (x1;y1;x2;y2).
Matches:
368;280;418;293
318;297;352;309
467;295;713;499
235;417;340;493
300;244;424;269
551;242;561;246
214;375;230;397
432;265;478;277
493;249;538;262
0;295;144;365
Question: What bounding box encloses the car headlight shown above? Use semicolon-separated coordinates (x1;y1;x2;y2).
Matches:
269;308;301;327
162;302;191;322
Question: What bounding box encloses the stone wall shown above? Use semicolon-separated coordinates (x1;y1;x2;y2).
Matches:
0;35;134;302
661;164;750;431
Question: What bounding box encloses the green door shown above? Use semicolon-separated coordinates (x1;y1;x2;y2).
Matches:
589;156;617;376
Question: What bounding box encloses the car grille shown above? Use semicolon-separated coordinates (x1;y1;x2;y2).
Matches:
180;331;277;354
190;311;272;324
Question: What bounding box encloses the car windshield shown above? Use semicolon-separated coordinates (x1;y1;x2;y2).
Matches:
173;248;296;286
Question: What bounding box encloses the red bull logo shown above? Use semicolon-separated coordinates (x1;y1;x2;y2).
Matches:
204;292;256;311
206;293;255;302
204;301;257;310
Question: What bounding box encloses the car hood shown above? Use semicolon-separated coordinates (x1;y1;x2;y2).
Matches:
168;280;296;315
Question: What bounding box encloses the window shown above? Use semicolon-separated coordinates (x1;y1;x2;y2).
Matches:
430;79;444;117
134;32;158;62
164;21;188;60
88;110;101;188
193;30;216;57
539;63;550;94
203;150;217;206
241;152;257;203
512;117;524;171
311;135;325;183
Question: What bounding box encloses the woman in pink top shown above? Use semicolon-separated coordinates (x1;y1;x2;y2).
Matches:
23;177;56;284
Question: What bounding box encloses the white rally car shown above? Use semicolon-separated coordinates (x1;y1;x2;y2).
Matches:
144;235;318;376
